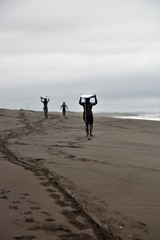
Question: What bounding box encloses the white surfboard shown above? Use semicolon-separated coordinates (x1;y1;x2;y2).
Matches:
80;94;95;99
41;96;50;99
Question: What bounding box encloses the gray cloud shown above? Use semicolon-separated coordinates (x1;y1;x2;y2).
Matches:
0;0;159;112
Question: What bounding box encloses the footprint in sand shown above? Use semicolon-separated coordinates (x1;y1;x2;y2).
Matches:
25;217;35;223
0;189;10;199
41;211;52;216
40;181;51;187
24;211;33;215
46;188;56;193
14;236;35;240
30;206;41;210
0;195;8;199
18;193;30;197
12;200;20;204
33;172;43;177
9;205;18;210
38;177;46;181
45;217;55;222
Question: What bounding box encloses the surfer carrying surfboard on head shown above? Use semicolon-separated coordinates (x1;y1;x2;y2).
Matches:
79;94;97;137
40;96;50;118
60;102;68;117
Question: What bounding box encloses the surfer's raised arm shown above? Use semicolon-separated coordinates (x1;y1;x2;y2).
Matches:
92;95;97;106
79;97;83;106
40;97;44;103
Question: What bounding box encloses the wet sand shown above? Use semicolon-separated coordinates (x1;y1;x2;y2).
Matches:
0;108;160;240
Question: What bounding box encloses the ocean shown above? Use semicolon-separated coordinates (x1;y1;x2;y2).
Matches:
95;112;160;122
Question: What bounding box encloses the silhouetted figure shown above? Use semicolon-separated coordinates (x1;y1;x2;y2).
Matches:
41;96;50;118
60;102;68;117
79;95;97;137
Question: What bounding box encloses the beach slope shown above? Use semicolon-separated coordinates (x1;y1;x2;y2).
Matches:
0;109;160;240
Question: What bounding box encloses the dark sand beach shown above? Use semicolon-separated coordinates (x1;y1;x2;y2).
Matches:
0;109;160;240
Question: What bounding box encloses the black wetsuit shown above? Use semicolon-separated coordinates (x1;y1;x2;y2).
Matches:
41;98;49;118
79;96;97;136
60;103;68;117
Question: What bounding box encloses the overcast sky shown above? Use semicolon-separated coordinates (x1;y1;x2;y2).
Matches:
0;0;159;112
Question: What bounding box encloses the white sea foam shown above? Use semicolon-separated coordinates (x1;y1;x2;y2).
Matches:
114;112;160;121
95;112;160;121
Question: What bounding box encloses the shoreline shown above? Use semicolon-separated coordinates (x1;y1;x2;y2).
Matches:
1;107;160;121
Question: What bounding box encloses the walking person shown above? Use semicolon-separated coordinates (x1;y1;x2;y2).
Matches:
41;96;50;118
60;102;68;117
79;94;97;137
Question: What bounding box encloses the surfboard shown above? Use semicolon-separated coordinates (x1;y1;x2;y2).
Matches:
80;94;95;99
41;96;50;99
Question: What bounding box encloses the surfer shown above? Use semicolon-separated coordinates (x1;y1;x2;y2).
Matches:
79;95;97;137
60;102;68;117
41;96;50;118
